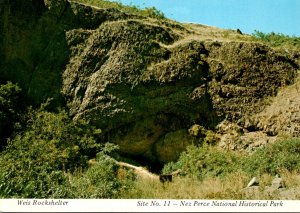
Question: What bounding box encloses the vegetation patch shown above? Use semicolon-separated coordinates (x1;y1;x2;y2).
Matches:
0;105;100;198
66;143;135;198
0;82;23;149
163;144;241;180
164;138;300;179
73;0;165;19
123;139;300;199
252;30;300;50
0;94;134;198
244;138;300;176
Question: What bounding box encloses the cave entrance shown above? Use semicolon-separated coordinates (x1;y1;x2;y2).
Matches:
118;154;164;174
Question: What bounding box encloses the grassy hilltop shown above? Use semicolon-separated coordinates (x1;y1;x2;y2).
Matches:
0;0;300;199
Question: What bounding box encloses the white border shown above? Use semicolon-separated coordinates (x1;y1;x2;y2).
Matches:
1;199;300;212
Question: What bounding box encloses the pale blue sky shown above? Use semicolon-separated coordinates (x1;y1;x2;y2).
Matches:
112;0;300;36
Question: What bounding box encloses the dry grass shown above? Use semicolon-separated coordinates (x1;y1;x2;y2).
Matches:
121;171;251;199
280;169;300;188
258;173;273;187
119;169;300;199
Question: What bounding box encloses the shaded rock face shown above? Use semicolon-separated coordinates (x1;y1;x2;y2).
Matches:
0;0;134;105
0;0;66;105
1;1;299;163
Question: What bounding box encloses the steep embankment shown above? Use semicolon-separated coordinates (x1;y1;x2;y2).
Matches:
1;0;299;164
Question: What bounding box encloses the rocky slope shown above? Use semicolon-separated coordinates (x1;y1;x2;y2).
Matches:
1;0;299;164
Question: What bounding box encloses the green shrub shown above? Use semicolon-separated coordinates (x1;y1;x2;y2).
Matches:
164;145;242;180
244;138;300;176
0;82;21;110
67;143;135;198
0;107;101;198
68;156;121;198
0;82;22;149
164;138;300;181
252;30;300;49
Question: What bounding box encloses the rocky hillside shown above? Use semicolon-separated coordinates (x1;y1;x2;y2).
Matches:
1;0;299;164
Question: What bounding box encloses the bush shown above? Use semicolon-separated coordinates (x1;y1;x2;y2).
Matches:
244;138;300;176
67;156;121;198
0;82;22;149
67;143;136;198
252;30;300;49
164;144;242;180
0;82;21;111
164;138;300;181
0;107;101;198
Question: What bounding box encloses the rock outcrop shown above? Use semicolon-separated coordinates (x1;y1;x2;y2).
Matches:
1;0;299;163
62;17;298;162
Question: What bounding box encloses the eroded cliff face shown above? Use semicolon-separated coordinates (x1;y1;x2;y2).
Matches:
1;0;299;163
62;17;297;162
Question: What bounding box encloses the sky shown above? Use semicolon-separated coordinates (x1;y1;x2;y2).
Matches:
112;0;300;36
